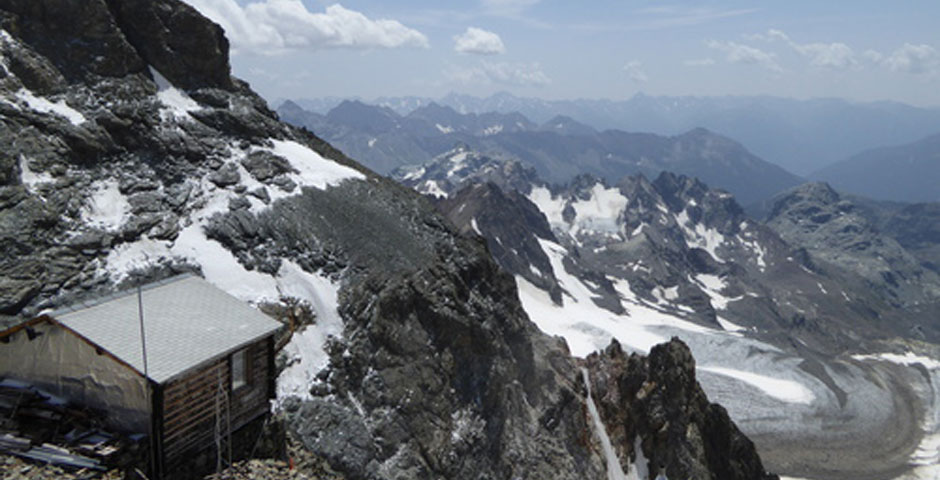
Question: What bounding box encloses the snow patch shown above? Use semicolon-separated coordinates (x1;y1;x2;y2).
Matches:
471;218;482;235
852;352;940;370
402;166;426;181
435;123;454;134
18;156;54;192
693;274;742;310
82;180;131;231
515;239;715;356
651;285;678;306
698;366;815;405
175;224;280;301
737;234;767;271
12;89;86;125
529;264;542;277
446;151;469;177
568;184;628;235
149;67;201;121
677;209;725;263
266;139;366;190
482;124;503;136
368;138;377;148
716;316;747;333
583;368;632;480
421;180;448;198
276;261;344;404
528;186;567;227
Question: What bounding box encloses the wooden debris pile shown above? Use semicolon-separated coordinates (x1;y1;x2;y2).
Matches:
0;379;143;474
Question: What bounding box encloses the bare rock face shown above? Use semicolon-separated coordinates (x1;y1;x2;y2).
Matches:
766;182;940;307
584;338;778;480
104;0;235;91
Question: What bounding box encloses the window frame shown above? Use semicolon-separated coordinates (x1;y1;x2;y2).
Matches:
230;346;251;391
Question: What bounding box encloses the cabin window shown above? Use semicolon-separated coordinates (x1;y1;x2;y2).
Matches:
231;347;249;390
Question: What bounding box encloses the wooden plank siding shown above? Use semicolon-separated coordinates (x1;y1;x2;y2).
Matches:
160;336;274;469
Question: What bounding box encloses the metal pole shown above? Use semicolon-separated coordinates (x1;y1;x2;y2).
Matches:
138;285;157;479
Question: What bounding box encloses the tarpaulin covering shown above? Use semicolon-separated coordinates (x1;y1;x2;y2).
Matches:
0;321;150;432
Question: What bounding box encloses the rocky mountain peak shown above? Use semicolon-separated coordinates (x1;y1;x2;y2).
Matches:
766;181;841;220
585;337;777;480
393;145;541;198
324;99;399;134
0;0;233;91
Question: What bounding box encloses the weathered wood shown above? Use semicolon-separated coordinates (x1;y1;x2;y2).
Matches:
164;403;226;443
164;363;226;398
159;335;274;469
164;384;221;418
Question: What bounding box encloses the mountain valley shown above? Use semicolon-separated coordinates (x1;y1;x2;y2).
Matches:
395;145;940;479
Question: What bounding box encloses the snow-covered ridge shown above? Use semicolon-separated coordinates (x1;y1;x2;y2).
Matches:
104;137;365;295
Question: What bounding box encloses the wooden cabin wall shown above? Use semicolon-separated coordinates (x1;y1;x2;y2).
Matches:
160;336;273;469
230;336;272;431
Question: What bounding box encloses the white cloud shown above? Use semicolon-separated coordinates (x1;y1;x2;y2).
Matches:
883;43;939;74
707;40;782;72
623;61;648;82
481;0;540;15
797;42;857;69
684;58;716;67
863;50;884;63
454;27;506;55
183;0;428;54
760;29;858;70
448;61;550;87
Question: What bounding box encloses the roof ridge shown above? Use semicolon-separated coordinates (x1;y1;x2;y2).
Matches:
47;273;198;318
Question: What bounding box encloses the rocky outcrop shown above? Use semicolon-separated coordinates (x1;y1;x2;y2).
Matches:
0;0;294;316
584;338;778;480
435;182;563;302
766;182;940;307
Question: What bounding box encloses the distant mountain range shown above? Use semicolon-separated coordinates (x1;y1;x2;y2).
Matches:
282;92;940;176
278;100;803;206
812;132;940;203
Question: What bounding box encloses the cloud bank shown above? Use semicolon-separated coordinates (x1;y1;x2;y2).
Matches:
763;29;858;70
183;0;429;54
707;40;782;72
883;43;939;74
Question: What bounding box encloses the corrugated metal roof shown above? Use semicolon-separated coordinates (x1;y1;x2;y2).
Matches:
54;275;281;384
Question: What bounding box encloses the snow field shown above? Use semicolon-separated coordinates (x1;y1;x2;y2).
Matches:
697;366;815;405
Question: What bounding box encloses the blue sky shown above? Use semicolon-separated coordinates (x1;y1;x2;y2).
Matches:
183;0;940;106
